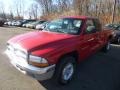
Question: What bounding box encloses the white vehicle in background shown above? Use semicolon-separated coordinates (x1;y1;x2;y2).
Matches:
22;20;37;28
7;21;13;26
11;20;17;26
36;21;49;30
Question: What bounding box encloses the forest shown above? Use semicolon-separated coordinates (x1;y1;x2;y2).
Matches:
35;0;120;25
0;0;120;25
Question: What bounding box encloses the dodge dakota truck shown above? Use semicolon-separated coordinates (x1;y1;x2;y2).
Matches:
5;16;114;84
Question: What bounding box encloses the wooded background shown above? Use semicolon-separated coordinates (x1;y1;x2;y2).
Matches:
0;0;120;25
36;0;120;25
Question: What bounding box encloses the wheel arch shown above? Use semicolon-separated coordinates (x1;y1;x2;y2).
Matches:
53;50;79;84
57;50;79;64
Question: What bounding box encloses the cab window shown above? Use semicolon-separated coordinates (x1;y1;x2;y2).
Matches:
85;20;96;34
93;19;102;31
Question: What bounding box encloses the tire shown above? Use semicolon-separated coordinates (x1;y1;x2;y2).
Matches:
102;40;111;53
117;37;120;44
53;56;77;85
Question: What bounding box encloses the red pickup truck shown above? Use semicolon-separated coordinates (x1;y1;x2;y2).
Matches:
6;16;114;84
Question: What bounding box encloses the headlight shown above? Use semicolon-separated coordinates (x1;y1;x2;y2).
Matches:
29;55;49;67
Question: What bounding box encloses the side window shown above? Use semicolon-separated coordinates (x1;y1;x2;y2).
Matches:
93;19;102;31
85;20;96;34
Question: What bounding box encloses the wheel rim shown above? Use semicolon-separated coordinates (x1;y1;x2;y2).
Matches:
107;41;110;50
62;63;74;81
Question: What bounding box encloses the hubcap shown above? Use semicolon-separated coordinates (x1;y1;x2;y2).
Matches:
62;63;74;81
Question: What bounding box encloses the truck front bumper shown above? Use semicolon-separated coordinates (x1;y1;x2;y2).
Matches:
5;50;55;81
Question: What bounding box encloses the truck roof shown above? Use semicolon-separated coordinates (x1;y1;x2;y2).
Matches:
63;16;97;20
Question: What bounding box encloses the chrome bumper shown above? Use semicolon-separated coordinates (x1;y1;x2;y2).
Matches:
5;49;55;81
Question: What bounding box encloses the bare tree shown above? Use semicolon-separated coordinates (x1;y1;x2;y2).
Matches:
112;0;117;23
0;1;6;19
29;3;39;19
36;0;52;15
13;0;25;19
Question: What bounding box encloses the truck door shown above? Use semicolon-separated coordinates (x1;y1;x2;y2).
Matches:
86;19;102;53
80;19;97;60
81;19;100;59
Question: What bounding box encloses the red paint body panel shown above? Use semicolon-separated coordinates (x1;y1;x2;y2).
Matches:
8;31;75;51
8;16;113;65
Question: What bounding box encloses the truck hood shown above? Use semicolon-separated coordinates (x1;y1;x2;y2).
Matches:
8;31;75;52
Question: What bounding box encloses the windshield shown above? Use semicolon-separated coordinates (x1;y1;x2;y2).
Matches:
44;18;82;34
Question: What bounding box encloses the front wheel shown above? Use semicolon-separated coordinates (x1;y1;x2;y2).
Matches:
54;56;77;85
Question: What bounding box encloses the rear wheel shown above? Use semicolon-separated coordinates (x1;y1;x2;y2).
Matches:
102;40;111;53
54;56;77;85
117;37;120;44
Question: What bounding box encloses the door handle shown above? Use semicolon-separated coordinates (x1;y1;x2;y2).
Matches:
88;38;94;41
